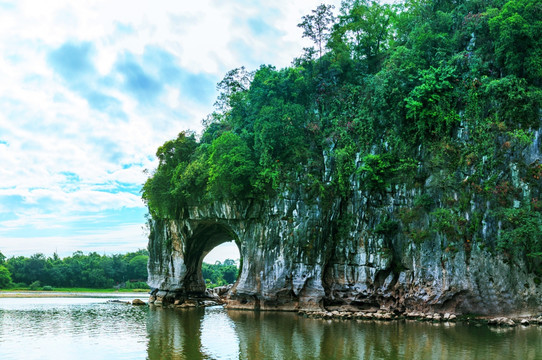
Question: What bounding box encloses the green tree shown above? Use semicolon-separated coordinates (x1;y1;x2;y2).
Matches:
221;265;238;284
6;256;29;284
142;132;198;217
0;265;12;289
128;255;148;280
214;66;254;113
498;207;542;274
404;64;460;140
488;0;542;84
201;260;239;287
207;131;256;198
223;259;236;266
298;4;336;57
330;0;395;73
25;253;47;284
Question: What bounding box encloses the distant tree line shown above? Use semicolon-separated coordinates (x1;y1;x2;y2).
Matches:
202;259;239;288
0;250;240;290
0;250;149;289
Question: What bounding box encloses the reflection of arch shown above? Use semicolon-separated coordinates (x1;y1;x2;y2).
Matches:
182;222;242;295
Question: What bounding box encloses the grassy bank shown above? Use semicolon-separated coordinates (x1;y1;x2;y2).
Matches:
1;287;149;293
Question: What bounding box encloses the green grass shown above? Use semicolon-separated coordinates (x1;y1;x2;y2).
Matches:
1;287;149;293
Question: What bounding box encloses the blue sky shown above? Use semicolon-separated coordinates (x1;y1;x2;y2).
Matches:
0;0;343;262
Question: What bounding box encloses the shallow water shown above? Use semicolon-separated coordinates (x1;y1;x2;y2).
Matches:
0;296;541;359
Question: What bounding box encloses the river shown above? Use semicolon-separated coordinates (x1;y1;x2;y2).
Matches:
0;295;540;359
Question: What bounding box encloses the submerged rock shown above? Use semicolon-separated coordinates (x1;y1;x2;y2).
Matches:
488;317;516;327
108;300;130;305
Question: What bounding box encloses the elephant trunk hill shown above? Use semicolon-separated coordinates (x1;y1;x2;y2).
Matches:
142;0;542;317
146;134;542;315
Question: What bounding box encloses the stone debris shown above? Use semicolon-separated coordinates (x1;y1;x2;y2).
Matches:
107;300;131;305
298;310;539;327
148;294;223;309
487;317;516;327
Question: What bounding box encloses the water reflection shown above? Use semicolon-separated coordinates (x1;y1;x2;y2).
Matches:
147;306;204;359
147;307;542;360
0;297;147;360
1;297;540;360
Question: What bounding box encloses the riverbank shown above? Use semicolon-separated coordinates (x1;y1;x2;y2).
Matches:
0;289;149;298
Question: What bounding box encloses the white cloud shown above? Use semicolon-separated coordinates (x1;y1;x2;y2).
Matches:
0;223;148;258
0;0;342;256
203;241;240;264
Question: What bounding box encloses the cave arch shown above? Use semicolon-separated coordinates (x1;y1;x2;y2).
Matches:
182;222;242;295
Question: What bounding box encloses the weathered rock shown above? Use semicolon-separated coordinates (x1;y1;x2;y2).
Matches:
146;127;542;317
179;300;197;308
132;299;146;306
488;317;516;327
213;284;232;297
108;300;130;305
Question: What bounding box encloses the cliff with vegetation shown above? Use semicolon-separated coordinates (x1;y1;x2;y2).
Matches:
143;0;542;316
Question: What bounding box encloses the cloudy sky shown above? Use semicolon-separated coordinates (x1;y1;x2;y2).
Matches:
0;0;344;261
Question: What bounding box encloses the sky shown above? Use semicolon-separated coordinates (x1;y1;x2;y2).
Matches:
0;0;345;262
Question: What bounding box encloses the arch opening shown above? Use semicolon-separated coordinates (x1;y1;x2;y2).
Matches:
202;241;240;288
182;223;242;296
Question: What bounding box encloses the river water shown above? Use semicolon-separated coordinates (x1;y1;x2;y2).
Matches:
0;295;540;359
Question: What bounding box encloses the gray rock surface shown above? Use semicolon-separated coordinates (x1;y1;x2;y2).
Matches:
146;193;542;315
146;126;542;316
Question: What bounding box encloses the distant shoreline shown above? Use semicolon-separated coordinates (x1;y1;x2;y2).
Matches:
0;290;149;298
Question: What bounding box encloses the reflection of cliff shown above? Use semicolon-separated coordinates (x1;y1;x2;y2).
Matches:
144;307;542;359
146;306;240;360
227;310;542;360
146;307;206;360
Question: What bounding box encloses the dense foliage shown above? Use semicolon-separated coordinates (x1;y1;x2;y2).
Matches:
0;250;149;289
202;259;239;288
0;250;240;290
143;0;541;274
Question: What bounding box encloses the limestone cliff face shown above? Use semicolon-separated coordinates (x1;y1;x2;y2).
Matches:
147;129;542;316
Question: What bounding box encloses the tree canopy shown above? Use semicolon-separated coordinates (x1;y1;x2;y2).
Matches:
3;250;149;289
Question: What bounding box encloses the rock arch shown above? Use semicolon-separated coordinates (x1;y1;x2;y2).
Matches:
183;222;241;293
147;199;542;315
147;217;243;305
147;200;337;310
